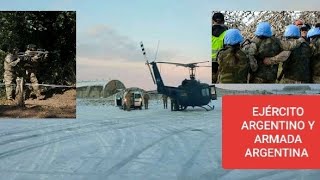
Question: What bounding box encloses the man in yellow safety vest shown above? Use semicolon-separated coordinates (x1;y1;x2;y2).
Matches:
212;12;228;83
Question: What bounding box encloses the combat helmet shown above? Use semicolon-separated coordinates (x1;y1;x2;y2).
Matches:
284;25;300;38
254;22;272;38
224;29;244;45
307;27;320;38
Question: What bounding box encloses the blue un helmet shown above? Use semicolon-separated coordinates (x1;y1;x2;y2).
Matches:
224;29;244;45
284;25;300;38
254;22;272;37
307;27;320;38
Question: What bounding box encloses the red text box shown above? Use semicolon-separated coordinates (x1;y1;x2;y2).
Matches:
222;95;320;169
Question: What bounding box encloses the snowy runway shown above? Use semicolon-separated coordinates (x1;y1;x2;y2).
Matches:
0;99;319;179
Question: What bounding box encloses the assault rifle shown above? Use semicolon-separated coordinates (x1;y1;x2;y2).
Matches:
18;49;49;61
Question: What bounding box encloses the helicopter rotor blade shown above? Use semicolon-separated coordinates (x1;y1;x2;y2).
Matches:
188;61;210;65
140;41;156;84
195;65;211;67
156;61;188;67
154;40;160;61
156;61;210;68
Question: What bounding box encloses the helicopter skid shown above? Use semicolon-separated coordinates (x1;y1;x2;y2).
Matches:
200;105;214;111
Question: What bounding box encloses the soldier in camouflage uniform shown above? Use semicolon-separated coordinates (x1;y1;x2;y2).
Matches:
244;22;283;83
264;25;311;83
3;48;20;100
216;29;252;83
307;27;320;83
143;92;150;109
24;44;44;99
243;22;306;83
162;94;168;109
123;92;132;111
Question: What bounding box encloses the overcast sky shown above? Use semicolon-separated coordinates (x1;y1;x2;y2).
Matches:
1;0;320;90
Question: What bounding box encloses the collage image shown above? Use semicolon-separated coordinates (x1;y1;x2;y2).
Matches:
0;1;320;180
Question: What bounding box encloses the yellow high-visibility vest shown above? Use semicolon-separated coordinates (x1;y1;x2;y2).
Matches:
212;31;226;61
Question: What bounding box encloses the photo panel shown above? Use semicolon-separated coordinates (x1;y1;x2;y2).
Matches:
212;11;320;84
0;11;76;118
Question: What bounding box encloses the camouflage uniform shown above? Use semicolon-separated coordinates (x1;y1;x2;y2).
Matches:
247;36;282;83
265;38;311;83
123;92;132;111
4;53;20;100
241;40;258;73
246;37;304;83
24;48;42;98
217;46;250;83
309;37;320;83
143;93;150;109
162;94;168;109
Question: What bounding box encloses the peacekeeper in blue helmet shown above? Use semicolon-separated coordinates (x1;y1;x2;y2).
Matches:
307;27;320;83
216;29;254;83
263;25;312;83
243;22;283;83
243;22;306;83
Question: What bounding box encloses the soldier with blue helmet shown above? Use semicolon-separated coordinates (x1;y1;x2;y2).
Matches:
216;29;252;83
307;27;320;83
264;25;312;83
245;22;283;83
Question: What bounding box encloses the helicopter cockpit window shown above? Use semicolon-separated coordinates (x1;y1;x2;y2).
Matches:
201;88;210;96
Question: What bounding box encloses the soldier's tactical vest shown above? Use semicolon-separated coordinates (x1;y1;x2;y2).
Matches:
212;31;226;61
217;46;249;83
283;41;311;82
253;37;282;82
310;37;320;77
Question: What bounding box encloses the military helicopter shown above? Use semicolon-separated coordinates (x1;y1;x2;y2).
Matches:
140;42;217;111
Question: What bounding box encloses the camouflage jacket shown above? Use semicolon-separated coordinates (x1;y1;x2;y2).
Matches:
217;46;249;83
267;38;307;65
4;54;20;72
247;36;282;82
310;37;320;77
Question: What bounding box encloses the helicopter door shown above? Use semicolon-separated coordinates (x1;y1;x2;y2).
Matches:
211;86;217;100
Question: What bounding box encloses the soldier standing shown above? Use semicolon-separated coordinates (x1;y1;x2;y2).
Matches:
244;22;304;83
216;29;252;83
212;12;228;83
162;94;168;109
123;92;132;111
143;93;150;109
263;25;311;83
246;22;282;83
3;48;20;100
307;27;320;83
24;44;44;99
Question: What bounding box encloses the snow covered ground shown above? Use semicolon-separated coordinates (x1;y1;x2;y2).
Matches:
0;98;319;180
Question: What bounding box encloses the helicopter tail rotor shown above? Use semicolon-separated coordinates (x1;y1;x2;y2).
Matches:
140;42;156;84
